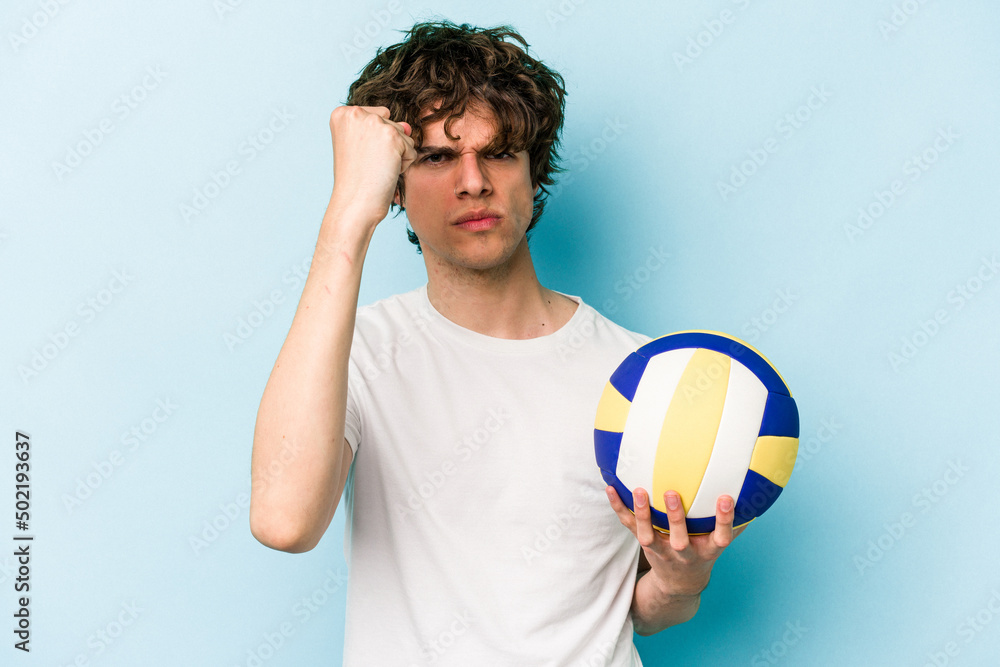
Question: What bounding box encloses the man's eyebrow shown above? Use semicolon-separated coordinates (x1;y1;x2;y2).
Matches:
415;145;508;156
415;145;455;156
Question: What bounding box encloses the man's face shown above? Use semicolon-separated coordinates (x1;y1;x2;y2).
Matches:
394;102;538;274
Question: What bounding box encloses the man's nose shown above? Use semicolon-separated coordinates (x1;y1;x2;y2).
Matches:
454;153;492;197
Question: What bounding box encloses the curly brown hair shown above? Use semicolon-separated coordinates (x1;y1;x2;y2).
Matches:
345;20;568;253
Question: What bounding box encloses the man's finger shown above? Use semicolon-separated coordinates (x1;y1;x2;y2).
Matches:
400;139;418;174
605;486;637;532
355;105;391;118
663;490;690;551
389;119;417;175
631;487;656;548
711;495;736;550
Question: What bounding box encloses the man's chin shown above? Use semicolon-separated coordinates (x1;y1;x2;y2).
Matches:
431;245;520;275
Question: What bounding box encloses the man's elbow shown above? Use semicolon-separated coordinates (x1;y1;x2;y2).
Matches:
249;508;322;553
633;614;693;637
632;597;701;636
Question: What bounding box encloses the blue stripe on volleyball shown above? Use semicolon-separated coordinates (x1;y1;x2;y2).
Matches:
637;332;789;396
601;468;623;492
607;474;723;535
609;352;650;402
594;429;623;474
734;469;784;525
758;393;800;438
685;515;718;534
651;504;718;535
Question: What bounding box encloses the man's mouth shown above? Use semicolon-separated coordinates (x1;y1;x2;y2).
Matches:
453;209;502;231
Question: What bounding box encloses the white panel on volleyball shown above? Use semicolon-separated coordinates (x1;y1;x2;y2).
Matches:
687;359;770;518
616;348;697;499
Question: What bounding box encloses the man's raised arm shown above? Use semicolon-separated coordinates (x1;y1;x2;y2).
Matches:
249;106;415;553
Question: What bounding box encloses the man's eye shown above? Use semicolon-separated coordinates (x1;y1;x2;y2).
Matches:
421;152;511;163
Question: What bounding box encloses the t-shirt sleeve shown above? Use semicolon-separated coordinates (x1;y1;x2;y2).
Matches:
343;353;363;456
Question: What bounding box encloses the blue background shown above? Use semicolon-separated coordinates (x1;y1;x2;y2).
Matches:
2;1;998;665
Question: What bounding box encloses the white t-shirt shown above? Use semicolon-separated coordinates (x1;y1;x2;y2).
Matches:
341;282;651;666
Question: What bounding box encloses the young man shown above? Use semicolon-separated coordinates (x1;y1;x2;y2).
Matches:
250;20;744;665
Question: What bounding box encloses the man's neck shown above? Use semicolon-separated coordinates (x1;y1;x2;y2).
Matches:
425;242;578;340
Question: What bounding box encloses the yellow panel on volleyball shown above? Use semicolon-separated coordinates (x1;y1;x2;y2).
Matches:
651;349;731;514
748;436;799;488
594;381;631;433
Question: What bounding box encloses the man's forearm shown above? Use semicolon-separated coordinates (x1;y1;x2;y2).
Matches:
631;569;707;636
249;194;376;553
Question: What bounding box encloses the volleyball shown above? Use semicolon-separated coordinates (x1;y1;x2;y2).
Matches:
594;330;798;534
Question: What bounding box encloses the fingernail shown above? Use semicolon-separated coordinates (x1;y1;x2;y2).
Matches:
635;491;646;508
666;493;679;510
721;497;733;512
